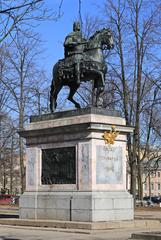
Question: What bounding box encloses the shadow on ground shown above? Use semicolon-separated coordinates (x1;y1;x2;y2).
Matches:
0;214;19;219
0;237;20;240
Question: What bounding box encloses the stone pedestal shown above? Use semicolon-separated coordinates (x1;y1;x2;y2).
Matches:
19;107;134;222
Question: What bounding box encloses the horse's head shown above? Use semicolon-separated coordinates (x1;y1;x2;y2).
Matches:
100;28;114;50
89;28;114;50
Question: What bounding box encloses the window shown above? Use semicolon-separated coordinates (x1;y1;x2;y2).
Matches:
151;183;154;190
158;183;160;191
158;172;160;178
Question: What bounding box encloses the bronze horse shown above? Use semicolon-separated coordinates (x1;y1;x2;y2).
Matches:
50;28;114;112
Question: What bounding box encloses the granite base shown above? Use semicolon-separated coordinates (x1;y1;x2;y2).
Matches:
19;191;133;222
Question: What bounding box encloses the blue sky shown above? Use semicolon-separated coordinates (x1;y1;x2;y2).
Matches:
36;0;104;73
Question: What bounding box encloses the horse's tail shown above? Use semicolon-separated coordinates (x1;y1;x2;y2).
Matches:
50;62;58;111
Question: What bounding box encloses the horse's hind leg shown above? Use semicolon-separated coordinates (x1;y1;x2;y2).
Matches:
96;87;104;107
95;73;105;107
50;79;62;112
50;80;54;112
68;84;81;109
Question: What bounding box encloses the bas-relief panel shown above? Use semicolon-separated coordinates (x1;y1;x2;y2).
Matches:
96;145;123;184
80;144;89;187
27;148;36;186
41;147;76;185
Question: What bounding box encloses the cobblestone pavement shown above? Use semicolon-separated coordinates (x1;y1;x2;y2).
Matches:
0;225;161;240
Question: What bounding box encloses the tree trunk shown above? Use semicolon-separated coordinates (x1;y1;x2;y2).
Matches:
3;163;6;191
10;135;14;194
148;173;151;197
137;146;143;200
19;136;25;193
117;13;136;197
130;151;137;199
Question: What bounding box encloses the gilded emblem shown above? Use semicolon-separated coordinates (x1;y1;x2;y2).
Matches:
102;125;119;144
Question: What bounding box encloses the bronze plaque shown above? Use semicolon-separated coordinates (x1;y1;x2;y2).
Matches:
41;147;76;185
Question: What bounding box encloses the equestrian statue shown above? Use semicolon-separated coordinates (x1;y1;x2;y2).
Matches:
50;21;114;112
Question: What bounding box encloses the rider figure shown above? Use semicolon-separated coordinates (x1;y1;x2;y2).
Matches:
64;21;86;84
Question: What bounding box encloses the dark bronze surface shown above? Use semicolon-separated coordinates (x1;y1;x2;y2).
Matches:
50;21;114;112
41;147;76;185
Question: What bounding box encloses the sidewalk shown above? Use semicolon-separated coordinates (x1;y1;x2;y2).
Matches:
135;207;161;220
0;205;19;218
0;204;18;211
0;225;161;240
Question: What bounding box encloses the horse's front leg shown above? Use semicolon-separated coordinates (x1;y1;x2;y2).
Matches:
95;72;105;108
68;83;81;108
92;87;97;107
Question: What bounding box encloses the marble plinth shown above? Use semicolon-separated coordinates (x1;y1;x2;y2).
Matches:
19;107;134;222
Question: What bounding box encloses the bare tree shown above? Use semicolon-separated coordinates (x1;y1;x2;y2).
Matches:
0;0;65;192
101;0;161;199
0;0;63;43
29;70;50;115
1;33;48;192
0;113;17;193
